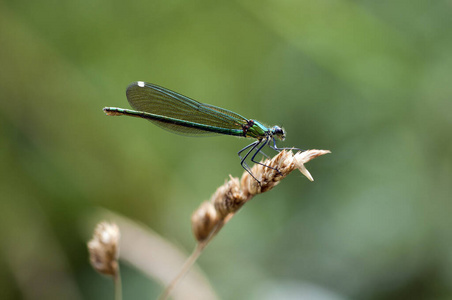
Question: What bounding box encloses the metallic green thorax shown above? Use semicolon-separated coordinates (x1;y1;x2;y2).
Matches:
244;120;268;139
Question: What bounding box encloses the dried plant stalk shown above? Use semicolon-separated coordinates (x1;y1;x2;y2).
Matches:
160;149;330;299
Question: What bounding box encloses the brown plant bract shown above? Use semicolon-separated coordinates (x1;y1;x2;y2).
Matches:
191;201;220;241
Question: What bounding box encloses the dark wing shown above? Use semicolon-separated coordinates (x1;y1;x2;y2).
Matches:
126;82;249;135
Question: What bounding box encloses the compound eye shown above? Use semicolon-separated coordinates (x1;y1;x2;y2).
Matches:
272;126;285;140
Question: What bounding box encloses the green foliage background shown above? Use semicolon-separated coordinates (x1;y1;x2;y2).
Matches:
1;0;451;299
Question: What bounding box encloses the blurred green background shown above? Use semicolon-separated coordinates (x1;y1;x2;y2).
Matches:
1;0;451;299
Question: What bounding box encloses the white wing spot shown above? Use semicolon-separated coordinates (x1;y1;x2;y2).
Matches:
138;81;145;87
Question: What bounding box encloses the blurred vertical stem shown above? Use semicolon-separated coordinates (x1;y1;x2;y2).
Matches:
114;270;122;300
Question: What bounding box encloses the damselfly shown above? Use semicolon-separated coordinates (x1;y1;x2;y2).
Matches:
104;81;299;183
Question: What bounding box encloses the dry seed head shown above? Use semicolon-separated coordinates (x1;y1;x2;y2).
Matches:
191;201;220;242
190;149;330;243
87;222;120;277
241;150;331;195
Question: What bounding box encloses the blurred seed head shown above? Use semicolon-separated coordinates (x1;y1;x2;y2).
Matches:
87;222;120;277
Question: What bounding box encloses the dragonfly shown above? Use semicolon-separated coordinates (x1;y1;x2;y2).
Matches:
103;81;299;183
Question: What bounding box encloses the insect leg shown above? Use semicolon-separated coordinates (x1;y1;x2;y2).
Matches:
250;138;282;175
238;140;263;183
269;137;303;152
